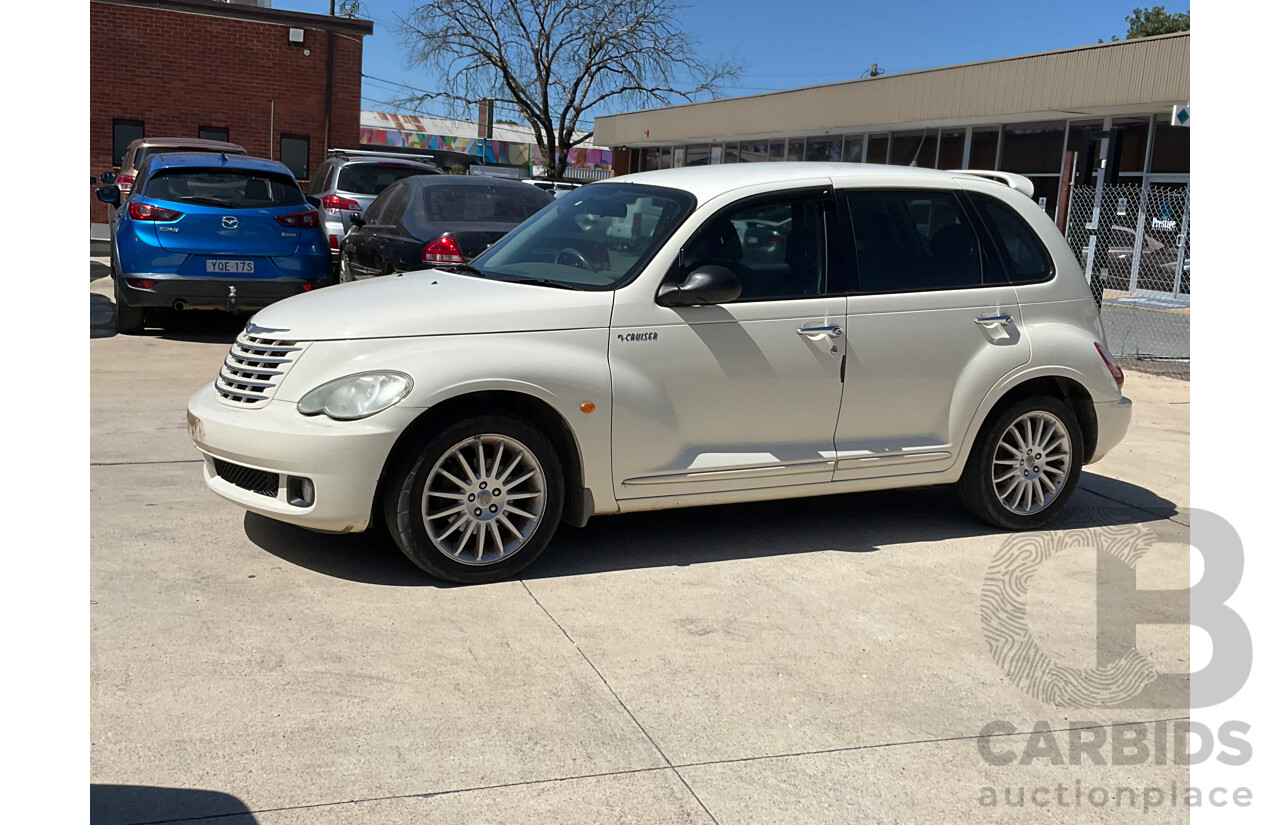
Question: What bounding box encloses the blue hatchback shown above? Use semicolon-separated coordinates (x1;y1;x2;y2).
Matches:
97;153;331;334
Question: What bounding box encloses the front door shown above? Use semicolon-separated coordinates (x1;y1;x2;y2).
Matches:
832;187;1031;481
609;189;847;501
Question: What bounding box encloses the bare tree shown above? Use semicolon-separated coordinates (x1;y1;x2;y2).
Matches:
398;0;741;178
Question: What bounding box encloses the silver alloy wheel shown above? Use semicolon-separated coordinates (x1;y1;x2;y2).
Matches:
421;434;547;566
991;411;1072;516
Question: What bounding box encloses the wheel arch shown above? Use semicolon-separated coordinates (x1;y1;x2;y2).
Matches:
964;372;1099;467
374;389;592;530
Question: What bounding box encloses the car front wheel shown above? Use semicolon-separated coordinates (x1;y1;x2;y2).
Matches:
957;395;1083;530
384;414;564;583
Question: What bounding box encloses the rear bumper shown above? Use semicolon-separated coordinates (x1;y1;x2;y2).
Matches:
118;273;330;311
1090;395;1133;463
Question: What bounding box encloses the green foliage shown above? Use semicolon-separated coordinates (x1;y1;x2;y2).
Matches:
1101;6;1189;42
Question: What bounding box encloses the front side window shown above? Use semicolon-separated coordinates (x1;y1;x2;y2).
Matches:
845;190;988;292
970;193;1053;283
674;195;829;302
143;169;305;209
474;183;695;290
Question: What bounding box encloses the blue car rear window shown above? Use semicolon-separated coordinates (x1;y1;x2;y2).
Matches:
144;169;305;209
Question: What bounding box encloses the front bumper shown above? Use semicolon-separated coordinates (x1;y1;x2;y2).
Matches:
187;382;420;532
119;274;328;311
1090;395;1133;463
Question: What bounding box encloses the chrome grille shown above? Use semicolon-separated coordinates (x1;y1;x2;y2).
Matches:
216;329;306;407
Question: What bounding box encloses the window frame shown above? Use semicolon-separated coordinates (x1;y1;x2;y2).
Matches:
837;187;1006;295
662;187;844;304
963;191;1057;286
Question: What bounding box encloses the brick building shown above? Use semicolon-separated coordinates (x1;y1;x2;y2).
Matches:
90;0;372;223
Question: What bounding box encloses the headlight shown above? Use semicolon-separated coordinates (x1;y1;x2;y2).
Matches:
297;371;413;420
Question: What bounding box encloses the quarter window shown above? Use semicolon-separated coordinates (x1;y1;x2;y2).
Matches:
970;193;1053;283
677;195;829;301
845;190;988;292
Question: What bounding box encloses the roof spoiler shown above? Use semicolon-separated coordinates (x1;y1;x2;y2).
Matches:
948;170;1036;199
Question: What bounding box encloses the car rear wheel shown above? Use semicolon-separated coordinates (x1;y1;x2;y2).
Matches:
338;251;354;283
384;414;564;584
957;395;1083;530
113;269;148;335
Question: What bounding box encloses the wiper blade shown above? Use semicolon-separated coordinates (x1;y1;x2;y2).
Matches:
430;262;488;278
504;278;583;291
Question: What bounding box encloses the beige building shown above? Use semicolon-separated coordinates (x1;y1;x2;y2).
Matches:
595;33;1190;223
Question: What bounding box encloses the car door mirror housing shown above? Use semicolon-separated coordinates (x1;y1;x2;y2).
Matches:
656;265;742;307
349;214;366;228
96;185;121;207
100;172;117;185
305;195;322;210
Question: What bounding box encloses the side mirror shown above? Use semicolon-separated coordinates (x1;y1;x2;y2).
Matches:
100;172;117;185
305;195;321;210
656;265;742;307
349;213;366;228
96;185;121;207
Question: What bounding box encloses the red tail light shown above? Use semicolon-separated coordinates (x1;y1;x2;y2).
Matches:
125;278;155;289
329;234;340;250
127;201;182;221
423;235;465;264
1095;342;1125;390
276;210;320;228
117;174;135;192
321;194;362;211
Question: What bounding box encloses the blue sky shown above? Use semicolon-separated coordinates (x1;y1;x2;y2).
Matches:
272;0;1188;126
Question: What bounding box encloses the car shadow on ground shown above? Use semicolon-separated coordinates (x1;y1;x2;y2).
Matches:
90;784;257;825
89;289;244;344
243;475;1176;587
90;259;111;282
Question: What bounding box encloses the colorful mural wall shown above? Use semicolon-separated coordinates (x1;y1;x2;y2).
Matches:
360;127;612;170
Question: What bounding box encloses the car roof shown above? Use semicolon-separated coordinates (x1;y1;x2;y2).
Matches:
130;137;246;152
410;175;539;189
139;152;296;176
608;162;993;201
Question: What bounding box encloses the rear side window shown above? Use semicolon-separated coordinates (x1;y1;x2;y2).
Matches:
337;164;435;196
144;169;305;209
970;193;1054;283
423;184;552;224
844;190;989;292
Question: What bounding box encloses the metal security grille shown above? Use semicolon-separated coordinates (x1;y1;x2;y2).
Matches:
1064;182;1190;378
216;329;306;406
212;458;279;498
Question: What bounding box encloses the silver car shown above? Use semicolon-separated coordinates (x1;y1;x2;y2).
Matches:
306;150;442;262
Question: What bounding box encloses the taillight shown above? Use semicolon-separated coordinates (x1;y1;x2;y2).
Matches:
329;234;340;250
321;194;362;211
423;235;465;264
117;174;135;192
127;201;182;221
1095;342;1124;390
276;210;320;228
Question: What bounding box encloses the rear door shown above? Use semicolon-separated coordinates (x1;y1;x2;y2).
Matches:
831;187;1030;481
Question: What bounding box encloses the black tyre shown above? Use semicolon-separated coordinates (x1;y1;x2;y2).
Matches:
384;413;564;584
113;269;148;335
957;395;1083;530
338;251;354;283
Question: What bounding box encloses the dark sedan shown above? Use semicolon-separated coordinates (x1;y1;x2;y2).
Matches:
338;175;554;280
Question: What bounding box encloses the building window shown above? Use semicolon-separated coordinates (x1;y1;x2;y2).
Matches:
865;134;889;164
806;137;842;163
112;119;144;167
280;134;310;180
842;135;864;163
968;127;1000;169
658;146;673;168
937;130;966;169
768;140;786;161
998;121;1066;174
890;131;937;167
722;143;739;163
710;145;724;164
1149;122;1189;174
1113;116;1151;174
199;125;230;142
640;147;662;171
685;144;711;166
786;139;805;162
740;142;768;163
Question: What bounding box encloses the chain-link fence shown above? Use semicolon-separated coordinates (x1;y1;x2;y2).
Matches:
1064;182;1190;378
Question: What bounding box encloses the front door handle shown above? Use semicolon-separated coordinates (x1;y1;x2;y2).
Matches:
797;324;843;338
975;314;1014;327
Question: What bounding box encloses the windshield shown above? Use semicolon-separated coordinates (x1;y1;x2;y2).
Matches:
144;169;305;209
470;183;696;290
337;163;435;196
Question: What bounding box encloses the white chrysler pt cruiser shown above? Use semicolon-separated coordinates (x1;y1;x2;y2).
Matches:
187;163;1132;583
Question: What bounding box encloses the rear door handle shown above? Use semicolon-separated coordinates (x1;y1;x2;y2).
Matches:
797;324;843;338
975;314;1014;327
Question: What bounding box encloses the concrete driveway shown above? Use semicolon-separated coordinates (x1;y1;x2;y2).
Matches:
90;266;1192;824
